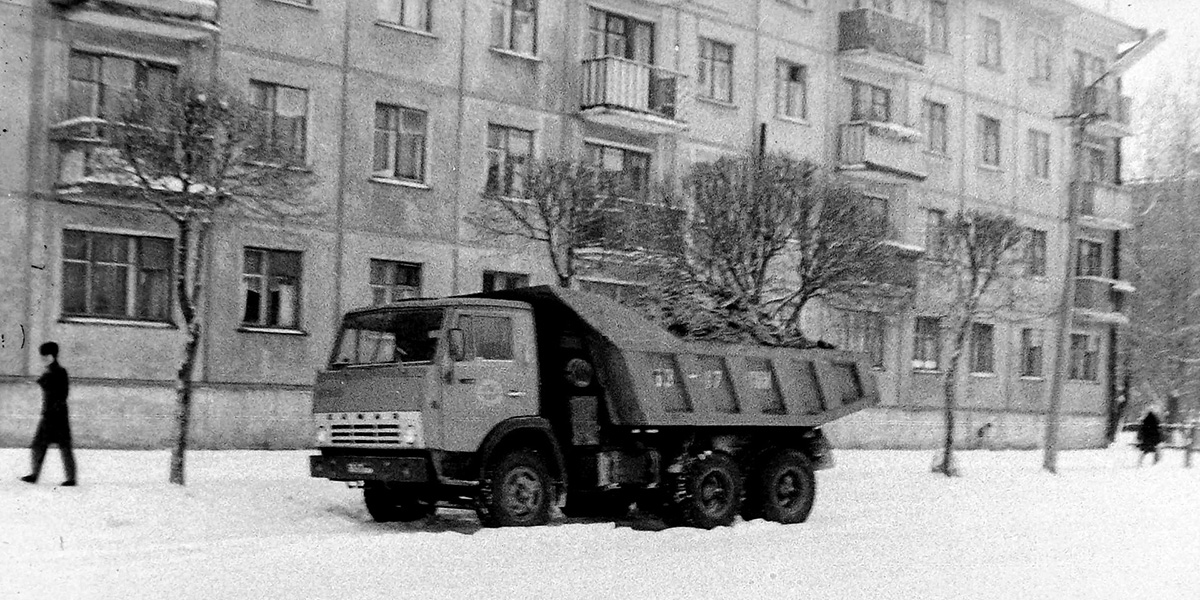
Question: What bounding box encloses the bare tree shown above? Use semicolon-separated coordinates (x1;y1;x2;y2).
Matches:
88;78;316;485
650;153;897;346
469;158;633;288
927;210;1023;476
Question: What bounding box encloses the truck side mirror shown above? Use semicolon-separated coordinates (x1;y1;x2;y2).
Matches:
448;328;466;362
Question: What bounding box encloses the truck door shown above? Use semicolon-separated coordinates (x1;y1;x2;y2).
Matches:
441;308;539;452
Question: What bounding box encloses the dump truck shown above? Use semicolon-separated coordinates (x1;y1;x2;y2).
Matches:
310;286;879;528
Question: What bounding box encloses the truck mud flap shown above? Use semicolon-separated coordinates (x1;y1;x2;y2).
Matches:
310;455;429;482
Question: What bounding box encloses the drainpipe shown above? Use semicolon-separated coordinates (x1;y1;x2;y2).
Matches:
334;0;352;313
450;0;470;294
22;0;51;377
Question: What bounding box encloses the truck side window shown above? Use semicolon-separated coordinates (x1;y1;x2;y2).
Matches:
458;315;513;361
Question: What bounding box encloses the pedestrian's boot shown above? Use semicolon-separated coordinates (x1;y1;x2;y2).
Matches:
19;475;37;484
60;480;76;487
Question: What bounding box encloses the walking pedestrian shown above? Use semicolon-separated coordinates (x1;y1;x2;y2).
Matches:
1136;409;1163;467
20;342;77;486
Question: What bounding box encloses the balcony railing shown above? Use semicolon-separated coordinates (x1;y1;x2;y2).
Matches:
578;198;682;253
838;9;926;67
580;57;685;134
838;122;927;181
1071;181;1132;227
1070;83;1133;137
55;0;219;40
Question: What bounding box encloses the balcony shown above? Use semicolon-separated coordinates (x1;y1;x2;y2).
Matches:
837;122;927;182
578;198;682;254
1071;181;1132;229
1070;83;1133;138
579;57;686;135
837;9;926;71
1073;276;1131;325
53;0;219;41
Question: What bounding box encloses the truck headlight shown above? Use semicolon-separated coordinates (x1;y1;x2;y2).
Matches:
402;424;417;445
315;427;330;445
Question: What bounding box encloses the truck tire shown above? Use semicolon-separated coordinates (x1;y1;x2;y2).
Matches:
477;450;553;527
743;450;815;524
667;452;743;529
363;484;435;523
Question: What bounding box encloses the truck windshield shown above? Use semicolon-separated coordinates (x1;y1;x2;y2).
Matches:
330;309;444;368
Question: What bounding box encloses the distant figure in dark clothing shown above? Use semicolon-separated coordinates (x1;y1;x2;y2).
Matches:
1136;410;1163;467
21;342;77;486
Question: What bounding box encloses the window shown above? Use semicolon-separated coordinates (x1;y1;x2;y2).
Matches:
61;230;172;321
912;316;941;371
1074;50;1106;87
1020;328;1045;377
924;100;948;154
929;0;948;52
698;39;733;103
491;0;537;55
1026;229;1047;276
970;322;995;374
242;248;302;329
486;124;534;197
849;80;890;122
979;17;1002;68
1028;130;1051;180
924;208;945;258
776;61;807;120
979;116;1001;167
866;195;892;239
373;104;427;183
249;81;308;165
832;310;885;369
482;270;529;292
67;51;176;123
1031;35;1052;81
1084;145;1109;183
587;8;654;62
1077;239;1103;277
458;315;514;360
586;142;650;200
370;260;421;305
376;0;430;31
1069;333;1099;381
332;308;443;366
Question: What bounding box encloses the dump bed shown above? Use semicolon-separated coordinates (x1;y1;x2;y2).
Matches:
474;286;879;428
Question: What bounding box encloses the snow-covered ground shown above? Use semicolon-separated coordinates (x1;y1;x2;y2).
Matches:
3;435;1197;600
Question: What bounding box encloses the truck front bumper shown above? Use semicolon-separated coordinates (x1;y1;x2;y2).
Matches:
310;454;430;482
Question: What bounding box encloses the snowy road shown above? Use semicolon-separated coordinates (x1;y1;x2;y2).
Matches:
4;442;1198;599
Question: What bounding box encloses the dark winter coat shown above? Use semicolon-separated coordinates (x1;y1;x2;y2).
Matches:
33;361;71;445
1136;411;1162;452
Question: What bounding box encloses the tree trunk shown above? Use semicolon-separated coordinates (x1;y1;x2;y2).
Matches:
936;317;971;477
169;218;204;486
169;319;201;485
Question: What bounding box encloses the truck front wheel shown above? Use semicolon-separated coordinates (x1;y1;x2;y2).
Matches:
477;450;553;527
668;452;743;529
363;484;435;523
744;450;815;524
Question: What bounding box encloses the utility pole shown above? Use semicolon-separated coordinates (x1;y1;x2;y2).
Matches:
1043;30;1164;474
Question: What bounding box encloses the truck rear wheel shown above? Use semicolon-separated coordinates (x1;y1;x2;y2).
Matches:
744;450;815;524
363;484;435;523
477;450;553;527
668;452;743;529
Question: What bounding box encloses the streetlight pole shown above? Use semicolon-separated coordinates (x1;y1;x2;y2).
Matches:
1043;30;1164;474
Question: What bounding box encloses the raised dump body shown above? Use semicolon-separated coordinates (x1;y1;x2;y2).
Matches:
311;286;880;529
477;285;880;429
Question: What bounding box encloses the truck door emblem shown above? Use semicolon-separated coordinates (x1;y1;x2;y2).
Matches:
476;379;503;407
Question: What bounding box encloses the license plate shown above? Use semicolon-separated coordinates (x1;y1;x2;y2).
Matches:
346;462;375;475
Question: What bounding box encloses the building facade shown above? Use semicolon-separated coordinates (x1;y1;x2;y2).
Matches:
0;0;1142;449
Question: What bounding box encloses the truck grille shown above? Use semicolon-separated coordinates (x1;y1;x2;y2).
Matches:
315;411;424;448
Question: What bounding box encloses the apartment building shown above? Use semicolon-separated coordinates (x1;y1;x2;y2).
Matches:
0;0;1143;449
